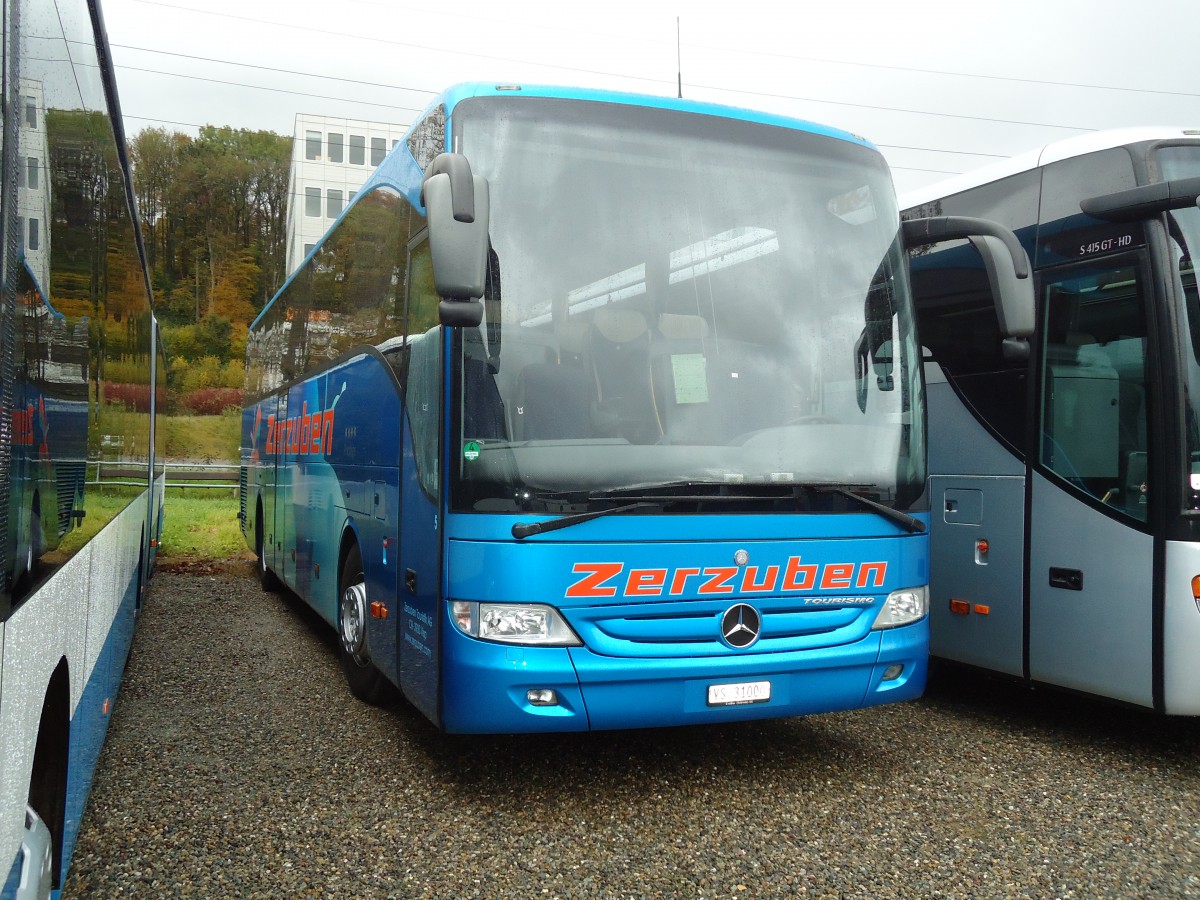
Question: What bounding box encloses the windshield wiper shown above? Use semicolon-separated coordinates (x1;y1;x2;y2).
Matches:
510;482;925;537
511;502;656;540
816;485;926;534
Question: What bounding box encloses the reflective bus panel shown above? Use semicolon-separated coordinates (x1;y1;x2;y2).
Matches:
1;0;161;896
903;128;1200;714
242;84;1010;734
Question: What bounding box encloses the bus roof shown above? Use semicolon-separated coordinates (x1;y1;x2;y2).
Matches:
901;126;1200;211
425;82;877;152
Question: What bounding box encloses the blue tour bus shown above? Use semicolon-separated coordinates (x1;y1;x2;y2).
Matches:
241;83;1032;733
1;0;164;896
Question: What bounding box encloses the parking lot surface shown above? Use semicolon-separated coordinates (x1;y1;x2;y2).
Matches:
63;566;1200;898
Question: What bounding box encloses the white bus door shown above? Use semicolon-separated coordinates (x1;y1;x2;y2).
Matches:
1027;257;1155;707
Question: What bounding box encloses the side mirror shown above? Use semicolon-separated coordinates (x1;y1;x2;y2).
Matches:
421;153;490;327
968;234;1035;339
1081;176;1200;222
903;215;1035;344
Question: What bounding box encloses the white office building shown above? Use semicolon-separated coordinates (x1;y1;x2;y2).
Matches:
284;114;410;275
18;79;50;295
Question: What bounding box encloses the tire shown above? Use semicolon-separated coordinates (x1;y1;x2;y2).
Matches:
338;543;394;705
255;508;280;592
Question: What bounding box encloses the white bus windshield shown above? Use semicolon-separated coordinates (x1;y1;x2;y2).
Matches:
451;97;923;514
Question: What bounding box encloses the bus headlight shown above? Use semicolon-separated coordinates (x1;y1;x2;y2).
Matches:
871;585;928;630
450;601;582;646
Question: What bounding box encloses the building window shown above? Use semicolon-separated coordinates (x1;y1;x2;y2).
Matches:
371;137;386;166
24;98;35;128
304;243;315;258
305;187;321;217
26;158;37;190
27;218;39;252
327;132;343;163
349;134;365;165
349;191;356;202
327;189;343;219
305;130;321;160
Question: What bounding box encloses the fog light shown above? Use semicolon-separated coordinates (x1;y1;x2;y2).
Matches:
526;689;559;707
881;664;904;682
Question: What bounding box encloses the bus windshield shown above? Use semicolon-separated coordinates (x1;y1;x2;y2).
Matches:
1161;146;1200;508
451;97;923;514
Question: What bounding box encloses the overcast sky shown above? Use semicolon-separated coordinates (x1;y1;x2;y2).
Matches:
101;0;1200;196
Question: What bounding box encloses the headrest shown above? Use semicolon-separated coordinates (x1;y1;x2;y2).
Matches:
592;307;647;343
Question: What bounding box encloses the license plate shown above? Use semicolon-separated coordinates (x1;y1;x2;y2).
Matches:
707;680;771;706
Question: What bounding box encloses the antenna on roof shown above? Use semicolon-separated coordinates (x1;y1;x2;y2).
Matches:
676;17;683;99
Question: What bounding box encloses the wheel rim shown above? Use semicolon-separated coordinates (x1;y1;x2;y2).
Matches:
339;580;369;664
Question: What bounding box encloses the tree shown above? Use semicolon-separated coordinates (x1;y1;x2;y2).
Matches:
128;124;291;329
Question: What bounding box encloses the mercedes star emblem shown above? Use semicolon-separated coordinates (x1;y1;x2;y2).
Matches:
720;603;762;649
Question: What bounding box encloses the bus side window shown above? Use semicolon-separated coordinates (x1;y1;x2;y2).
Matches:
911;258;1028;454
1038;262;1149;520
405;241;442;499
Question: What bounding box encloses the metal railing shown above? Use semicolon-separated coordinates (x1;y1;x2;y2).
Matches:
89;460;240;490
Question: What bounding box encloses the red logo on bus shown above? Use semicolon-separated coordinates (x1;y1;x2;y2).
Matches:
565;557;887;599
265;402;336;457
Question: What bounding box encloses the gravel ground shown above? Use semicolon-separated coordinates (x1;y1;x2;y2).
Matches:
63;563;1200;899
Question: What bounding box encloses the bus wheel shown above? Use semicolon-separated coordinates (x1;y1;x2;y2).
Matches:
338;544;394;705
255;508;280;592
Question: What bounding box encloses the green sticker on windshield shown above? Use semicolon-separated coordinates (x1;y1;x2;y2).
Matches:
463;441;481;462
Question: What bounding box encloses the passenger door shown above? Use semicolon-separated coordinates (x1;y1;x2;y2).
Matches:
396;238;444;724
1027;255;1155;705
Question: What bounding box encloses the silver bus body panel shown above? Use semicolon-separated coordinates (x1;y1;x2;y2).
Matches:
926;365;1026;673
1163;541;1200;715
1028;470;1153;708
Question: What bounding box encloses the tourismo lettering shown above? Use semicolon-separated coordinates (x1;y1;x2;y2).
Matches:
565;557;888;600
265;402;336;457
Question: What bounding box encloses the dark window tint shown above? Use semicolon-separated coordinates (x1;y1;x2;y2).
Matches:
371;137;386;166
1037;148;1139;268
404;240;441;499
27;218;38;251
349;135;365;165
327;132;343;163
26;158;37;189
907;169;1041;453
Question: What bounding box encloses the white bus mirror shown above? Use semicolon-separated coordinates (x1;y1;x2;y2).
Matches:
421;153;490;327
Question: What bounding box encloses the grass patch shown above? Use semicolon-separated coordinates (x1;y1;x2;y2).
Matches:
161;491;252;561
160;410;241;461
96;407;242;463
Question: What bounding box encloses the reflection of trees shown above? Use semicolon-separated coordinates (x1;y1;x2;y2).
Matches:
130;125;290;324
46;108;152;464
250;189;413;392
